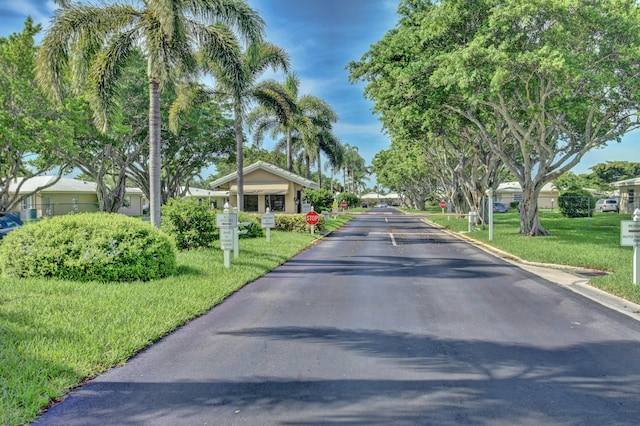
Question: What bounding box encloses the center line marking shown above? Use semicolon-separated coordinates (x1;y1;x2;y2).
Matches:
389;233;397;246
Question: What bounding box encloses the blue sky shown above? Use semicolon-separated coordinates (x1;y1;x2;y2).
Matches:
1;0;637;183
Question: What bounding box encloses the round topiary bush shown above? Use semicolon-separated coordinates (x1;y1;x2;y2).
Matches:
0;213;176;282
558;189;596;218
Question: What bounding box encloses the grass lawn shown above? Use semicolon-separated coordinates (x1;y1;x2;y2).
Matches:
1;215;354;426
414;207;640;304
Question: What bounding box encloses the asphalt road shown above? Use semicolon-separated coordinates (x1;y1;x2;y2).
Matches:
34;209;640;425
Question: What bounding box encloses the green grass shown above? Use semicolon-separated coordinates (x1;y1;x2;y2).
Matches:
0;229;336;426
413;207;640;303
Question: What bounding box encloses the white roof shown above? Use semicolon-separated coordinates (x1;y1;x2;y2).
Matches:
361;192;382;200
611;176;640;187
9;176;144;195
9;176;97;193
181;186;228;197
496;181;558;193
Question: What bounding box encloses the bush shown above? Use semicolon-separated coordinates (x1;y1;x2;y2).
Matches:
161;198;218;250
274;213;325;233
0;213;176;282
339;192;360;208
558;189;596;218
236;211;264;239
304;188;335;212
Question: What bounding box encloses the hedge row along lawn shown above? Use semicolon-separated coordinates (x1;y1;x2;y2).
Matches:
1;214;354;426
417;207;640;304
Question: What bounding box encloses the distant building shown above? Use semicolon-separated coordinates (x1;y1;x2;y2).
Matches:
611;177;639;214
495;182;560;209
210;161;319;213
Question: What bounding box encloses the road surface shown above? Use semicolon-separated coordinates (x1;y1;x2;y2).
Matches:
34;209;640;425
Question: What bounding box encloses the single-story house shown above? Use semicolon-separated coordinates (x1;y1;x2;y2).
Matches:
6;176;146;218
179;186;229;210
495;181;560;209
611;177;639;214
209;161;319;213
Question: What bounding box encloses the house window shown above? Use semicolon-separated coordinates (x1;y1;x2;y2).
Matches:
244;195;258;212
22;196;33;210
72;196;79;213
512;194;523;202
266;194;285;212
629;189;635;204
44;197;52;216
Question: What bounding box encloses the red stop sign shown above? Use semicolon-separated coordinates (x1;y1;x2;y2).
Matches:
438;201;447;209
305;211;320;225
340;201;347;209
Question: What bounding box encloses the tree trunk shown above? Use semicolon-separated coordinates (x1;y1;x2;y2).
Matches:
149;77;161;228
317;150;322;188
234;103;244;211
286;128;293;171
519;182;550;236
305;153;311;180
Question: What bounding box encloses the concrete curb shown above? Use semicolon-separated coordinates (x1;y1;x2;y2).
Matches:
424;218;640;322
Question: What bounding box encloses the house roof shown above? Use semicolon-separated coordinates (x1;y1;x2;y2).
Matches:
9;176;144;195
9;176;97;193
210;161;319;190
496;181;558;193
181;186;228;197
611;177;640;187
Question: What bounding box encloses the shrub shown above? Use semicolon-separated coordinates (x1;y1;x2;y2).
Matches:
304;188;335;212
274;213;325;233
236;211;264;239
339;192;360;208
558;189;596;218
0;213;176;282
161;198;218;250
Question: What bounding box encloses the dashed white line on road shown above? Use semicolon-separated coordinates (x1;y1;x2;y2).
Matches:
389;233;397;246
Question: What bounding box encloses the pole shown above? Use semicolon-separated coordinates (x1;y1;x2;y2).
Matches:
233;207;239;258
488;188;494;241
634;208;640;285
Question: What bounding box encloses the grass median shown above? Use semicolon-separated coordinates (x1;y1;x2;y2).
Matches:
1;214;353;426
415;207;640;304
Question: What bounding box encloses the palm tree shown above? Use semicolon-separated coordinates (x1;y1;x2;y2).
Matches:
247;74;304;172
36;0;264;227
201;41;289;210
296;95;338;181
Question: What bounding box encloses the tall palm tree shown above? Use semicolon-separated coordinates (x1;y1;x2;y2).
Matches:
207;41;289;211
296;95;338;181
36;0;264;227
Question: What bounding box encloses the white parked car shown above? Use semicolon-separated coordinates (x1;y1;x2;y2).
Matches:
595;199;618;212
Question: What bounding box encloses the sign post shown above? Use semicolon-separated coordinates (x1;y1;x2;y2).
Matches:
340;200;347;211
486;188;494;241
305;210;320;235
621;208;640;284
217;202;237;268
261;208;276;242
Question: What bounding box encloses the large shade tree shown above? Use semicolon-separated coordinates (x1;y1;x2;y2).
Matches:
0;19;73;212
351;0;640;236
36;0;264;227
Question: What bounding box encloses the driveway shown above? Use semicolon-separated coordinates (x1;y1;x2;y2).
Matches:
34;211;640;425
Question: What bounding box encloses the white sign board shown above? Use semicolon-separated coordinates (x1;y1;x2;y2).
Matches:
261;213;275;228
219;227;234;250
216;212;237;228
301;202;312;214
621;221;640;246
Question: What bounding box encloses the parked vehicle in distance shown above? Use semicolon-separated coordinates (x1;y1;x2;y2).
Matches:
595;199;618;212
493;202;508;213
361;202;369;208
376;202;388;208
0;212;23;240
391;201;399;206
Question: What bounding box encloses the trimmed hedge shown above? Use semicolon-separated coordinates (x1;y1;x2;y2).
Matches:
272;213;325;232
0;213;176;282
